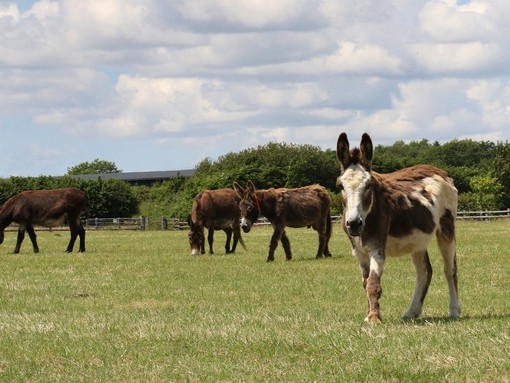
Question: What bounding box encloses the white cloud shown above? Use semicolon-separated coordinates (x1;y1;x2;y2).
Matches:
466;79;510;132
419;0;491;43
411;42;503;74
62;0;149;48
176;0;313;29
1;0;510;176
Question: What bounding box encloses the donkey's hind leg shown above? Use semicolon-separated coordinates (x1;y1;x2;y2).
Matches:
437;235;461;318
224;227;234;253
280;230;292;261
67;217;85;253
77;223;86;252
403;249;432;319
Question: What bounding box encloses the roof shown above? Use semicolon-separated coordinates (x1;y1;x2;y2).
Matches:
71;169;196;185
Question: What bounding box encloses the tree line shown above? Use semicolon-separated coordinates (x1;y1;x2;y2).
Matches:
142;138;510;219
0;138;509;220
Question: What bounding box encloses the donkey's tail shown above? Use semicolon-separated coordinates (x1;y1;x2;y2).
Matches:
324;210;333;257
326;210;332;242
238;230;247;251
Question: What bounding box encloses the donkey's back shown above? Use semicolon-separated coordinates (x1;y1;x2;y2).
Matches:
193;188;240;228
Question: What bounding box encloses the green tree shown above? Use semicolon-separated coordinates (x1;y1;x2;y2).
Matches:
67;159;122;175
494;141;510;208
80;178;138;218
464;174;504;210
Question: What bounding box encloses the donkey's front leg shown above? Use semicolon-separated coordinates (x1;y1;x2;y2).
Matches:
365;253;385;323
267;228;283;262
207;226;215;254
14;226;26;254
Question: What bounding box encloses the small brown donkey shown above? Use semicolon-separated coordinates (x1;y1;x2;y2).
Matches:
336;132;461;322
0;187;87;253
187;188;245;255
233;181;332;262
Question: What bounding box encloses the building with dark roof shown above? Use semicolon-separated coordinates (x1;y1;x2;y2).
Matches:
72;169;195;186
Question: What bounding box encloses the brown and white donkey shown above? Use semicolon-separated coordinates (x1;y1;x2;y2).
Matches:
336;133;461;323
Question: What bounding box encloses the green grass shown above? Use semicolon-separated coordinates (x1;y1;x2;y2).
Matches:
0;221;509;382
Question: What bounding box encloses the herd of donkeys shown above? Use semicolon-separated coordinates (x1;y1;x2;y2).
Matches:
0;133;461;322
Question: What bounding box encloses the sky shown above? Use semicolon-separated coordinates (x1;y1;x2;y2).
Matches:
1;0;509;177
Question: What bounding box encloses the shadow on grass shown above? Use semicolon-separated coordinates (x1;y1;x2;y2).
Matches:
401;312;510;325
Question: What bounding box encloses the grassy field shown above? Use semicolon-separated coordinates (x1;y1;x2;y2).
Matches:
0;220;509;382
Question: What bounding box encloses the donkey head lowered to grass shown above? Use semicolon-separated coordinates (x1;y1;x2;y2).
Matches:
187;188;245;255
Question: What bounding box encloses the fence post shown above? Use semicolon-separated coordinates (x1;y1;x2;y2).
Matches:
140;216;146;230
161;217;168;230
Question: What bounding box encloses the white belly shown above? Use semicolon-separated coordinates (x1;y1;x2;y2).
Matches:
385;230;435;257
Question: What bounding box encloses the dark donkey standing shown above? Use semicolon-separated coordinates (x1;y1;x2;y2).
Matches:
0;187;87;253
233;181;332;262
336;133;461;323
187;188;245;255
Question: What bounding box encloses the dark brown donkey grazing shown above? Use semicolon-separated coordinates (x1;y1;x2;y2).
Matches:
336;133;461;323
0;187;87;253
233;181;332;262
187;188;245;255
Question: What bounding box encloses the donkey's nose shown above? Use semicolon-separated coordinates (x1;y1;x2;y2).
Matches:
240;218;252;233
346;217;363;236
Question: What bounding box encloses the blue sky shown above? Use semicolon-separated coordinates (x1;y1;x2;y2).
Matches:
1;0;509;177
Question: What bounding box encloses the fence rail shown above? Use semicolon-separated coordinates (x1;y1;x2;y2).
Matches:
84;217;149;230
456;209;510;220
5;210;509;232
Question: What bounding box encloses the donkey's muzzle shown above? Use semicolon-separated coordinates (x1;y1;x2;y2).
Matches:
240;218;252;233
346;218;363;237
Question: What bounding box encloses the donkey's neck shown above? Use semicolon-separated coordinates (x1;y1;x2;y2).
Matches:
254;190;275;217
0;206;13;230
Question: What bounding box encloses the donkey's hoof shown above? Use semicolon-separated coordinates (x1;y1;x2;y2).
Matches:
365;312;382;323
449;304;461;319
402;310;421;319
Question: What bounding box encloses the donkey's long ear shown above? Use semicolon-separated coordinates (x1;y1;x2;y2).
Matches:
246;180;256;196
233;182;245;199
360;133;373;169
336;133;350;170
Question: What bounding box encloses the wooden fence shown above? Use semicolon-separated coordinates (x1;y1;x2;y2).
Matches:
456;209;510;220
5;210;509;232
84;210;510;230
